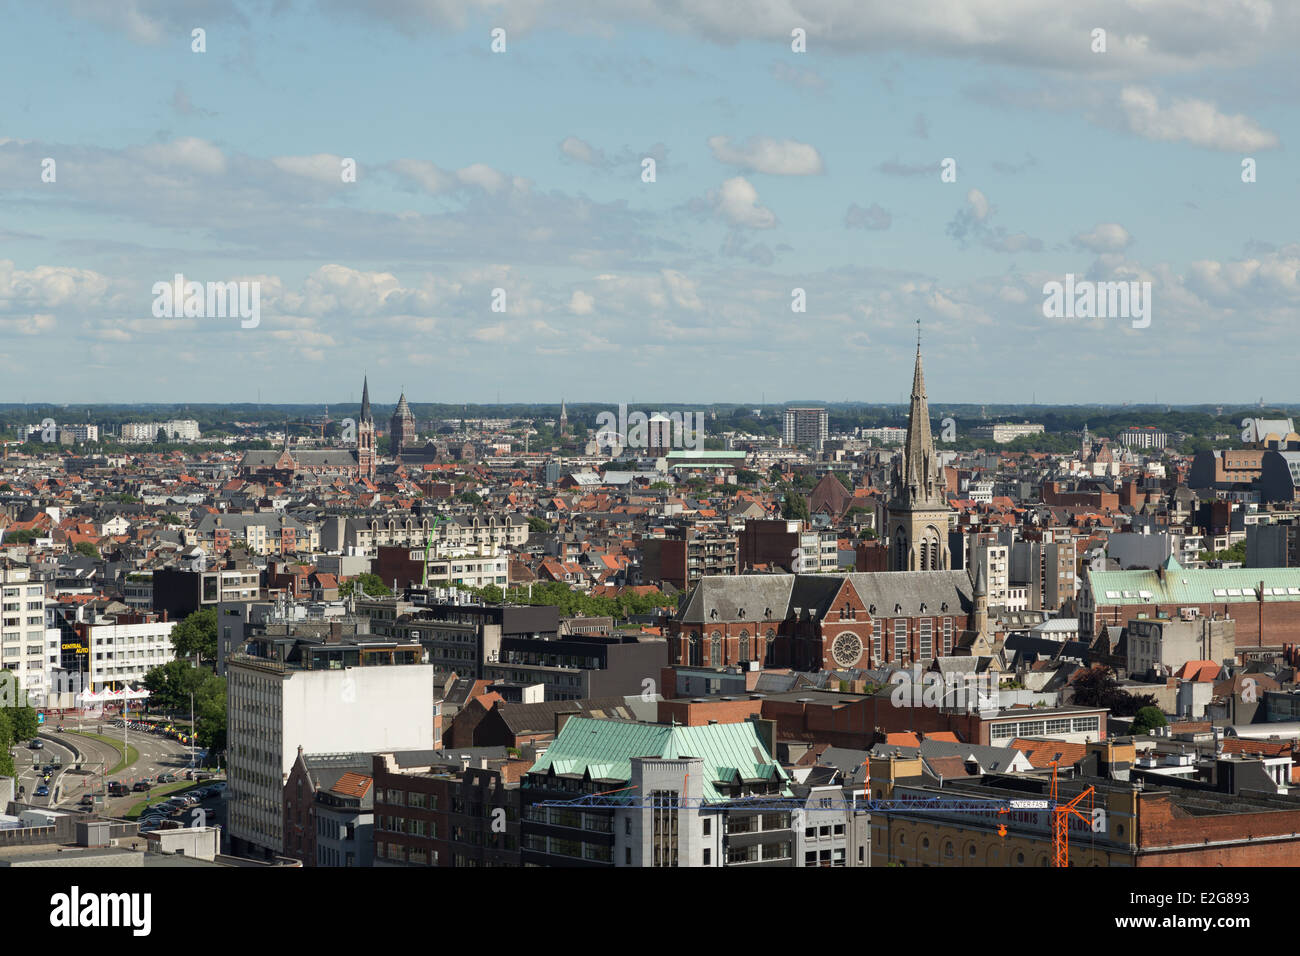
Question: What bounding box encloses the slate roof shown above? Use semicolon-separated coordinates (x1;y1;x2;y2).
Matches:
677;570;974;625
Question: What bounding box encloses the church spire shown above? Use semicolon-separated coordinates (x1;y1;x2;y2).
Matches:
360;375;372;424
893;337;938;506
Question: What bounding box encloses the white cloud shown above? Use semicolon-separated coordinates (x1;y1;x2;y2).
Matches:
708;177;777;229
134;137;226;175
1074;223;1133;253
707;135;823;175
560;136;599;164
1119;86;1279;151
569;289;595;314
272;154;348;185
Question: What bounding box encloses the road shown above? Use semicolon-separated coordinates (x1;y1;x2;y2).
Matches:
14;717;214;817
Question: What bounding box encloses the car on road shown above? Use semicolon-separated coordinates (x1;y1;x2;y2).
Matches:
28;740;43;750
107;782;130;797
158;773;178;784
131;781;152;792
34;785;49;797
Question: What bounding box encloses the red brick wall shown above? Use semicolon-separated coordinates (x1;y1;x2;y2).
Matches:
657;698;762;727
1137;793;1300;864
1089;603;1300;648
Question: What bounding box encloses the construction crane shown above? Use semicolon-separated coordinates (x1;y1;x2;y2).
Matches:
1048;761;1095;868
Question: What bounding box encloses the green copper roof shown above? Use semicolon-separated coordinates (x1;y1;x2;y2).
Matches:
528;717;790;803
1087;565;1300;605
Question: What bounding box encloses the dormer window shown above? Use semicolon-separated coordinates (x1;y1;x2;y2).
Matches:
895;603;902;614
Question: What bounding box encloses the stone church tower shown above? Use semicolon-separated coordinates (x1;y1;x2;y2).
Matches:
390;390;416;454
357;375;376;481
887;342;952;570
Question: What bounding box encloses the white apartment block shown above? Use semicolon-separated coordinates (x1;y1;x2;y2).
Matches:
226;654;433;857
324;513;528;555
85;619;177;690
970;422;1045;443
1117;426;1168;449
419;545;509;590
969;541;1011;608
0;566;48;702
120;420;201;442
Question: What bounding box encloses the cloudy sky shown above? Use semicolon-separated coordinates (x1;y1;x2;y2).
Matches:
1;1;1297;405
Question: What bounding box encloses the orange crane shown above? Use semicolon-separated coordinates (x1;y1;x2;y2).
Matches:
1049;760;1095;867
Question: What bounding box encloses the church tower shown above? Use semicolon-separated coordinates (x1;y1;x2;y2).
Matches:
357;375;376;481
390;390;416;455
887;337;952;571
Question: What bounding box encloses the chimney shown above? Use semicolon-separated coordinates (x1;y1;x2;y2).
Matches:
555;709;579;736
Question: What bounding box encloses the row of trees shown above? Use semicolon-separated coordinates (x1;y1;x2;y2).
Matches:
459;580;676;620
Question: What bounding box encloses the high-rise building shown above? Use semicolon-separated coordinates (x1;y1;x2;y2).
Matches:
0;563;49;703
783;407;828;451
225;634;433;859
887;344;952;571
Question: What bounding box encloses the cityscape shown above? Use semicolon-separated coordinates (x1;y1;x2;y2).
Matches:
0;0;1295;925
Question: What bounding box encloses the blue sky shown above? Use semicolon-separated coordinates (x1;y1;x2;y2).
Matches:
1;1;1297;405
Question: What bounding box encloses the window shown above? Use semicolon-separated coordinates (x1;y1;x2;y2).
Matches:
893;619;907;660
942;618;953;654
919;619;933;660
871;620;882;662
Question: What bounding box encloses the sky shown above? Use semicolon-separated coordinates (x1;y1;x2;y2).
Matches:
0;0;1297;406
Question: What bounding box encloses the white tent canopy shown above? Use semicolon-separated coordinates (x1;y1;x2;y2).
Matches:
76;688;150;703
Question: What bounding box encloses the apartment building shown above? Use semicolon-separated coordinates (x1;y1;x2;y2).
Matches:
638;528;739;590
1117;426;1168;449
225;634;433;859
520;716;794;867
969;422;1044;443
153;564;264;620
78;613;177;691
321;513;529;555
370;749;525;867
0;564;48;702
783;407;829;452
373;544;509;591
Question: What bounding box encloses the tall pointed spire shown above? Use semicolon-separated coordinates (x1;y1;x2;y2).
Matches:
892;337;939;507
360;375;372;423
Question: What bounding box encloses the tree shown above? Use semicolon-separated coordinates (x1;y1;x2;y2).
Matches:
1128;706;1168;735
73;541;100;559
170;608;218;663
6;704;38;741
1069;666;1157;717
339;573;392;598
142;660;208;714
526;516;551;534
194;675;226;756
782;491;810;522
458;491;482;505
0;709;14;778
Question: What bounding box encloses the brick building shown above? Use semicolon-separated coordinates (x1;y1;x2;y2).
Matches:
1081;555;1300;647
669;571;976;672
370;748;526;867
